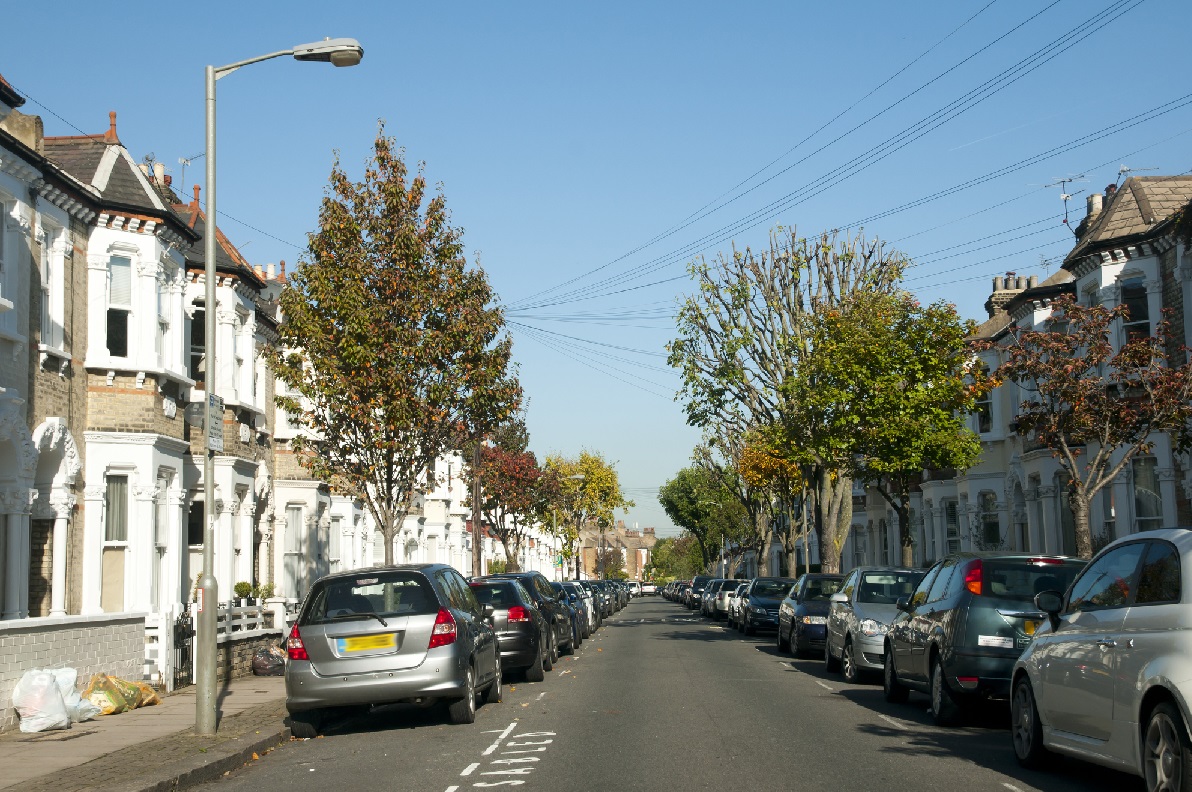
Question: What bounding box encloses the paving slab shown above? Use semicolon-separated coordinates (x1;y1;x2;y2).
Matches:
0;676;288;792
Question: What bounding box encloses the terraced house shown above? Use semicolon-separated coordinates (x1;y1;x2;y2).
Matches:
845;177;1192;568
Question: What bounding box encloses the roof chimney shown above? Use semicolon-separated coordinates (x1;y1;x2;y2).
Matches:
1087;192;1103;218
153;162;165;183
266;262;276;279
138;162;150;177
191;184;200;210
103;111;119;144
985;270;1031;319
1105;183;1118;200
163;174;172;186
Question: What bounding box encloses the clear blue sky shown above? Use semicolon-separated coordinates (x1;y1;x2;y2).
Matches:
6;1;1190;536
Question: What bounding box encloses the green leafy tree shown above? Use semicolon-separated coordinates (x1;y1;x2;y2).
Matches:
542;451;634;577
658;466;748;573
596;547;628;579
669;228;906;573
976;296;1192;558
791;291;987;566
269;130;521;565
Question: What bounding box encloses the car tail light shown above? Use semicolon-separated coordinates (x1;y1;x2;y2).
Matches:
956;676;979;690
508;606;530;623
964;559;983;596
287;624;309;661
429;608;457;648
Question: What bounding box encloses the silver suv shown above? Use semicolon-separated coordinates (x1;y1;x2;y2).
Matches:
1011;527;1192;791
285;564;501;736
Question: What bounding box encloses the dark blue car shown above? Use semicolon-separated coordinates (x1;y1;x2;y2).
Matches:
778;574;845;657
739;577;797;635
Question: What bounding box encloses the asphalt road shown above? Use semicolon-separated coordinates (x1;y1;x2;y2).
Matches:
200;597;1143;792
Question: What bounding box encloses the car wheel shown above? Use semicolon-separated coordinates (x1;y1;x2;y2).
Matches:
543;631;556;672
1143;701;1192;792
484;656;503;705
447;666;477;725
824;638;840;672
525;637;546;682
930;657;961;726
883;648;909;704
288;710;322;739
1011;676;1049;769
778;623;791;654
792;626;807;659
841;638;859;683
549;627;561;663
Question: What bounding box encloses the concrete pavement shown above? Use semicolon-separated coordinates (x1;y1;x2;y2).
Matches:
0;676;289;792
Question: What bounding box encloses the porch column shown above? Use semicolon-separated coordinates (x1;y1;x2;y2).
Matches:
128;484;157;613
81;485;105;614
3;492;32;620
1036;485;1059;554
238;499;255;586
215;498;233;602
166;489;187;608
49;493;75;616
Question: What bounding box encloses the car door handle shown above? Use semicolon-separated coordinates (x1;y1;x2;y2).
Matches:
1096;638;1117;649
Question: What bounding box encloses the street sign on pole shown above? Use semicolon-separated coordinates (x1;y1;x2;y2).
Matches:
207;393;224;452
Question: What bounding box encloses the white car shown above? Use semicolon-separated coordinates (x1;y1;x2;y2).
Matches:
627;580;643;597
641;582;657;595
1011;527;1192;792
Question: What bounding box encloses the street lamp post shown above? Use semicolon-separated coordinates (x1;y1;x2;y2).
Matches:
196;37;363;736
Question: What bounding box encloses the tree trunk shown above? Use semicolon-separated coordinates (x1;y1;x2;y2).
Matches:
500;535;521;572
898;501;913;568
815;466;853;574
1069;488;1093;560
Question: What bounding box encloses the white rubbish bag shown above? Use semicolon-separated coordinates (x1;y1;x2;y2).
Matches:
12;669;71;733
51;667;100;723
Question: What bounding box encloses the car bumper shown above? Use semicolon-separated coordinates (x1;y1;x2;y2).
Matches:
947;650;1018;699
795;624;827;647
496;632;540;670
855;635;887;671
750;613;780;630
285;651;468;713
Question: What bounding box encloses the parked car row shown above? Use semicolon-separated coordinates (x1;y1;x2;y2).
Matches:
673;530;1192;792
283;565;634;737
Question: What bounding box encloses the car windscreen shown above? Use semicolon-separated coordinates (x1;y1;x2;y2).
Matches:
470;582;520;608
750;580;792;598
803;579;844;600
305;572;438;624
858;572;922;604
983;559;1085;603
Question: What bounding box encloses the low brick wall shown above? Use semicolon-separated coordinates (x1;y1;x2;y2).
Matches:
216;632;284;682
0;613;145;733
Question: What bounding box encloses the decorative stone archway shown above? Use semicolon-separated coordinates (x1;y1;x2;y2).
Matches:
31;418;81;616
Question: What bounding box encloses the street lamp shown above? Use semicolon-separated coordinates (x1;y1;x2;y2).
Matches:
196;37;363;736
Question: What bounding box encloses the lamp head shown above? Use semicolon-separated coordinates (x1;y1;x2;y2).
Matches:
293;37;364;67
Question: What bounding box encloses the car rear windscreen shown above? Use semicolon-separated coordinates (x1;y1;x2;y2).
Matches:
983;559;1084;602
304;572;439;624
471;582;519;608
858;572;922;604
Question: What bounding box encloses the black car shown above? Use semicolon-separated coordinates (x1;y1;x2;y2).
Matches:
479;571;575;660
777;574;844;657
883;552;1086;725
551;581;587;647
687;575;714;610
740;577;798;635
470;578;550;682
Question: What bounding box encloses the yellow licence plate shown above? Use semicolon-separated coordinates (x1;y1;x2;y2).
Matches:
1023;620;1040;636
339;633;396;653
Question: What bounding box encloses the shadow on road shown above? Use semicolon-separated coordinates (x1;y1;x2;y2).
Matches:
778;655;1143;792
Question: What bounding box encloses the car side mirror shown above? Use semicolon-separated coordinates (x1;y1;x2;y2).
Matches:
895;596;910;612
1034;590;1063;633
830;592;849;605
482;603;495;620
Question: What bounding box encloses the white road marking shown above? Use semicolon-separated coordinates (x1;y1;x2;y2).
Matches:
460;763;479;776
816;681;834;691
878;714;907;730
445;787;459;792
1003;785;1025;792
536;692;546;701
481;721;520;756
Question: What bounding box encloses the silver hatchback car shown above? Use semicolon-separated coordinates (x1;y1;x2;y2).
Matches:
1011;527;1192;791
285;564;501;736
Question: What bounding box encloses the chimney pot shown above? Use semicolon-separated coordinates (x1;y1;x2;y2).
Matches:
104;111;119;144
1028;275;1039;288
1016;276;1026;290
1087;193;1103;217
138;163;149;177
992;277;1000;293
153;162;165;183
266;262;276;279
191;184;200;208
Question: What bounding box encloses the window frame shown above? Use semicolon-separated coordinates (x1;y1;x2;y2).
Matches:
1064;541;1148;614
